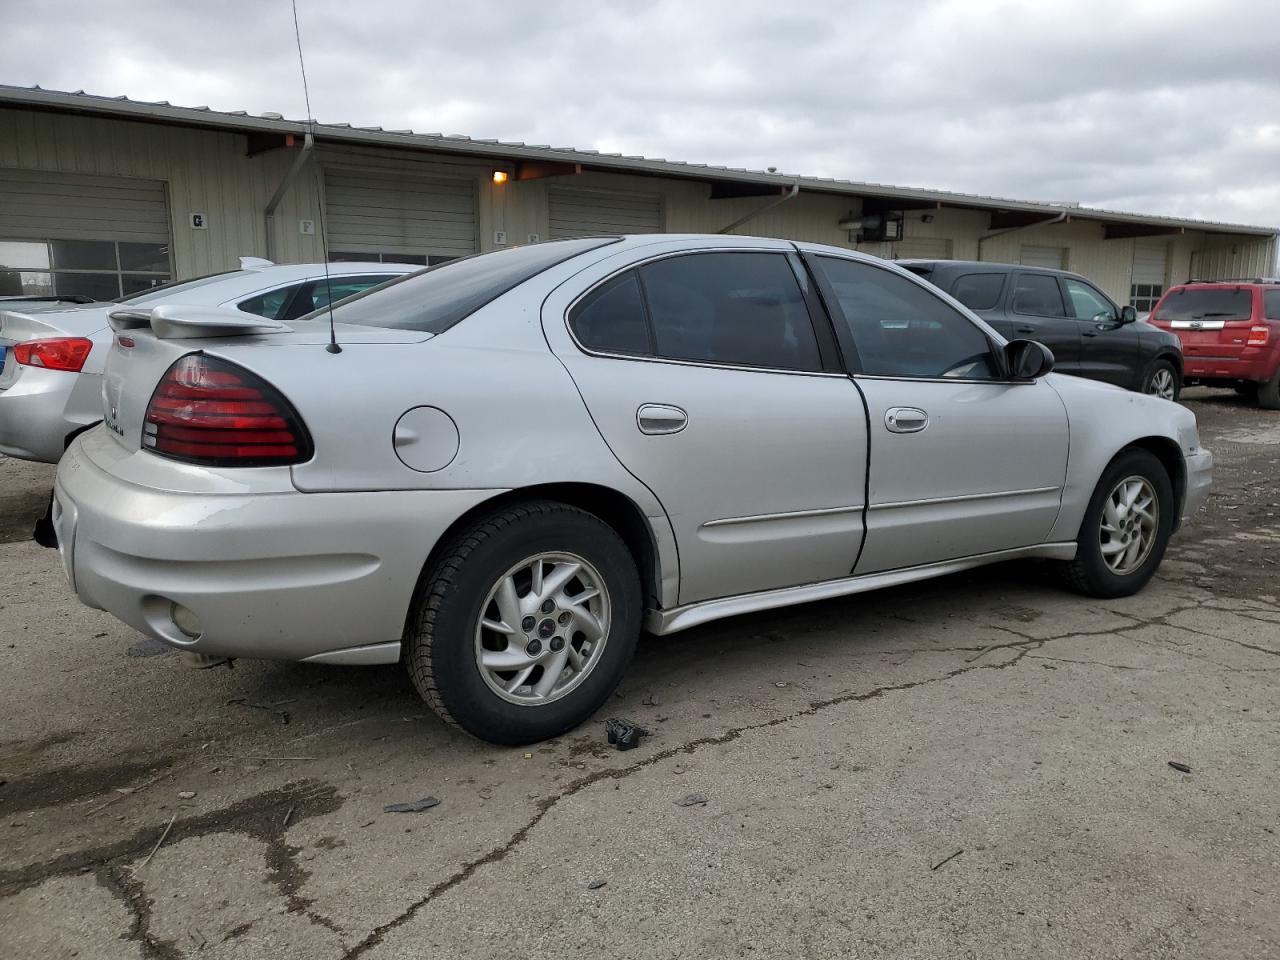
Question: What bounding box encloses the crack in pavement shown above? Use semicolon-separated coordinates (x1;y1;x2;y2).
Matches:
338;641;1043;960
95;864;182;960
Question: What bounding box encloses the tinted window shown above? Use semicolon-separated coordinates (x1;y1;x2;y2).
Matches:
1154;288;1252;322
1012;274;1066;317
951;273;1005;311
118;270;243;305
569;271;650;355
238;286;293;319
1265;290;1280;321
283;275;400;320
1063;278;1116;321
638;253;822;372
818;257;998;379
320;238;618;332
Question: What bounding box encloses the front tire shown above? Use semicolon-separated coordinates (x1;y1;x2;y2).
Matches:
1142;359;1181;401
1062;449;1174;598
405;501;642;745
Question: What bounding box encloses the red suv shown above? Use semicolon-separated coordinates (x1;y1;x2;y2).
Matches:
1147;279;1280;408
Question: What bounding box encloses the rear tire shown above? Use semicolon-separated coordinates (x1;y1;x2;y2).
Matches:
1235;382;1259;399
1141;359;1181;401
1257;370;1280;410
1062;448;1174;598
405;501;642;745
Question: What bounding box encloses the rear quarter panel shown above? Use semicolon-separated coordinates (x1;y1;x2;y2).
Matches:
1043;373;1200;542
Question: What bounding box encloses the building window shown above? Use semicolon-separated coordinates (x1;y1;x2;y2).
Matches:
332;251;452;267
0;239;171;300
1130;283;1164;314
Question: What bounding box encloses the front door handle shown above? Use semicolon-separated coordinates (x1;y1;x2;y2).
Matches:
637;403;688;435
1015;325;1036;334
885;407;929;434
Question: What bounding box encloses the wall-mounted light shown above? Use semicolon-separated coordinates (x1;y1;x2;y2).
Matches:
921;214;935;224
492;170;509;184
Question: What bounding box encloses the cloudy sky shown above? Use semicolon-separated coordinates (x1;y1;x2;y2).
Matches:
8;0;1280;228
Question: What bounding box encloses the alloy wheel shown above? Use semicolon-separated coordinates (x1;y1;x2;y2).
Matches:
473;551;611;705
1147;368;1176;400
1099;475;1159;575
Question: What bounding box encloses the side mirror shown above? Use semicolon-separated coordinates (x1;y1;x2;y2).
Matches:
1119;305;1138;324
1005;339;1055;380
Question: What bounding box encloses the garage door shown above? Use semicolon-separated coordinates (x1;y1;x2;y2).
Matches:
1020;245;1067;270
894;237;953;260
548;187;663;239
0;168;172;300
324;168;477;264
1130;240;1168;313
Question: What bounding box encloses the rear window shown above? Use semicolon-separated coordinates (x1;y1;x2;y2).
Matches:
951;273;1005;311
317;238;619;332
1154;288;1252;322
115;270;244;305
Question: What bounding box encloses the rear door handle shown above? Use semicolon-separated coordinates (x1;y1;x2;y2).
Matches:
637;403;688;435
1015;325;1036;334
885;407;929;434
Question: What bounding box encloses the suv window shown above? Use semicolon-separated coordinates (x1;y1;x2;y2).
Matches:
637;253;823;372
1063;278;1117;321
569;271;651;355
1265;290;1280;321
1154;288;1252;322
817;257;999;380
951;273;1005;311
1012;274;1066;317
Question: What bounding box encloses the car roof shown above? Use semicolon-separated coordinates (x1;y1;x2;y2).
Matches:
896;259;1096;281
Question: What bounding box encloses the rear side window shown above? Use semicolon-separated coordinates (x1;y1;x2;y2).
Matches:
569;272;651;355
639;253;823;371
817;257;998;380
951;273;1005;311
320;238;618;332
238;286;294;319
1154;288;1252;322
1265;290;1280;321
1011;274;1065;316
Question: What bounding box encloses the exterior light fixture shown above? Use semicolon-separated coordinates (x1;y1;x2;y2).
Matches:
492;170;509;184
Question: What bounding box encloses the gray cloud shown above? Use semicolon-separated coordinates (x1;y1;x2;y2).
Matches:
6;0;1280;229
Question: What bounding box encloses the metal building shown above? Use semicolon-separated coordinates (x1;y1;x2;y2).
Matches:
1;84;1275;306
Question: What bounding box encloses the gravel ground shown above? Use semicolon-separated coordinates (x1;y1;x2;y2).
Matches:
1;387;1277;960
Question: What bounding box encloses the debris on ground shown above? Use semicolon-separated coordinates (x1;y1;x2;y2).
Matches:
1168;761;1192;773
605;717;648;751
930;849;965;871
383;797;441;814
964;644;998;663
177;791;196;800
674;793;709;807
587;879;607;890
139;813;178;869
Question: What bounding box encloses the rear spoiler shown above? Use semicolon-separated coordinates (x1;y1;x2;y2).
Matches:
108;304;291;339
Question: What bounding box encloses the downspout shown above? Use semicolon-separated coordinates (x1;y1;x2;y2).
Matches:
976;210;1067;261
264;132;315;261
716;183;800;234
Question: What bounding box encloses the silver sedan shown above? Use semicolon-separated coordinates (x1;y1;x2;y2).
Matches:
52;235;1213;744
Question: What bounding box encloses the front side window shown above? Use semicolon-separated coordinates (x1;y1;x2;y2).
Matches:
638;253;823;371
951;272;1005;311
817;257;999;380
1063;278;1117;321
1011;274;1066;317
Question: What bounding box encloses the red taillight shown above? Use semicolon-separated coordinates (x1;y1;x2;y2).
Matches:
1247;325;1270;346
143;354;312;466
13;337;93;372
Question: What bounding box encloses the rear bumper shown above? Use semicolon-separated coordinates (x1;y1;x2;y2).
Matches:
55;431;501;664
1182;448;1213;523
1182;349;1276;383
0;366;99;463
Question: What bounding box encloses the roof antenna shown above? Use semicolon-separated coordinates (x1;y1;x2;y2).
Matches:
291;0;340;353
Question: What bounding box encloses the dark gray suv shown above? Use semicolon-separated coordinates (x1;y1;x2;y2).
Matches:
900;260;1184;400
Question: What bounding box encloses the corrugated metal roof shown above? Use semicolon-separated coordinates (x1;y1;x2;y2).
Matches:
1;83;1275;237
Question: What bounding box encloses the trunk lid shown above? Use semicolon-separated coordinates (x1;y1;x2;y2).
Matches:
1149;286;1256;360
100;307;429;454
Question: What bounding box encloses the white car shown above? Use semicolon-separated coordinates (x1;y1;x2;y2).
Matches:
52;235;1212;745
0;258;418;463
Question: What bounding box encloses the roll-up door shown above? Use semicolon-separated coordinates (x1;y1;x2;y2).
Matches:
325;168;477;263
1130;240;1169;312
1019;245;1067;270
0;168;171;299
548;187;663;238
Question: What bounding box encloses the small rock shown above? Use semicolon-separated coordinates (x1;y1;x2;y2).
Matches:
587;879;607;890
383;797;441;814
674;793;709;807
177;791;196;800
